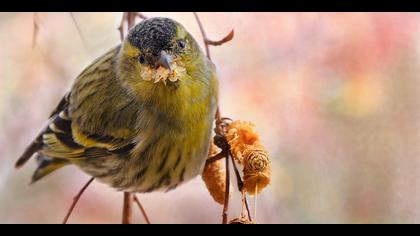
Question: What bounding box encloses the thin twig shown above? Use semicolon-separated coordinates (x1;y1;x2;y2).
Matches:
118;12;148;41
193;12;211;59
192;13;235;222
62;177;95;224
230;154;252;221
230;154;243;191
32;13;39;49
117;12;128;41
69;12;89;52
222;152;231;224
254;185;258;222
206;30;234;46
122;192;134;224
193;12;234;60
135;12;148;20
205;151;227;166
133;194;151;224
215;108;221;122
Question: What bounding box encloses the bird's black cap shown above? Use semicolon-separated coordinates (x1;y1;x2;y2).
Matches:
128;17;177;57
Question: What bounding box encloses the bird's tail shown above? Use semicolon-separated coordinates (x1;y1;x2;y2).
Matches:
15;133;44;168
31;154;70;183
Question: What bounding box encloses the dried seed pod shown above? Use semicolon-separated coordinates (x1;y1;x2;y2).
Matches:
202;142;230;205
226;120;271;195
229;216;257;224
242;145;271;195
243;145;270;172
226;121;260;164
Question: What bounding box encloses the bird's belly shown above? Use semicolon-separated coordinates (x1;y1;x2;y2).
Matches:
77;127;212;193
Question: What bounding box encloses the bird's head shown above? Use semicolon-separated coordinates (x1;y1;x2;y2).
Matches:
117;17;201;86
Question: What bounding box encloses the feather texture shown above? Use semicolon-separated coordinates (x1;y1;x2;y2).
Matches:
16;17;218;192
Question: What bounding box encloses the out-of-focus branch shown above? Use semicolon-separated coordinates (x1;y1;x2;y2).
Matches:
133;194;151;224
122;192;134;224
193;12;234;60
62;177;94;224
118;12;148;41
32;13;39;49
69;13;89;52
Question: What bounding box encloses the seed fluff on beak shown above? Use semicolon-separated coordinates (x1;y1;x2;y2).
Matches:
128;17;187;85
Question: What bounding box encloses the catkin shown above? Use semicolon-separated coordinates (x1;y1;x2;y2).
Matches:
226;121;271;195
202;142;229;205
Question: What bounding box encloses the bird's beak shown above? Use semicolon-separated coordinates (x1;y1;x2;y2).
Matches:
157;51;172;72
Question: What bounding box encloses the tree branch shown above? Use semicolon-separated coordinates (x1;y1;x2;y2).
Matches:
122;192;134;224
193;12;234;60
62;177;94;224
69;13;89;52
205;151;227;166
118;12;148;41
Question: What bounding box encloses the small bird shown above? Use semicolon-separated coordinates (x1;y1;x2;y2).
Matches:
15;17;218;193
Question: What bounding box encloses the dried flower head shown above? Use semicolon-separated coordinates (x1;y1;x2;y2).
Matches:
202;142;230;205
226;120;271;195
229;216;257;224
243;144;271;195
226;121;260;164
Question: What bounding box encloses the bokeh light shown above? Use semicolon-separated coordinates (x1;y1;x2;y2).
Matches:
1;12;420;223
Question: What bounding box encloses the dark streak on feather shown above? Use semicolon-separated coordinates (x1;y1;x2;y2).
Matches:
157;147;170;173
110;143;135;155
55;133;83;149
173;153;182;170
53;116;72;133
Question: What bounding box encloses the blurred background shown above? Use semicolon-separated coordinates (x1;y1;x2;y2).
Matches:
1;12;420;224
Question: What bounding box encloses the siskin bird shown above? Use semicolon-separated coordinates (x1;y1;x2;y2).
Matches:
15;17;218;193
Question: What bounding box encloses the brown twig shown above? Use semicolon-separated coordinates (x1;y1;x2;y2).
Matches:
118;12;148;41
205;151;227;166
230;153;252;221
194;12;237;224
133;194;151;224
193;12;234;60
122;192;134;224
62;177;94;224
222;152;231;224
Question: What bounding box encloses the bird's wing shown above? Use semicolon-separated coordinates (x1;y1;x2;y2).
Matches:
15;92;135;168
16;46;137;168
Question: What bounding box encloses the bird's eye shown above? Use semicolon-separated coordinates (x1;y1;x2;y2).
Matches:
178;40;186;49
138;55;146;64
